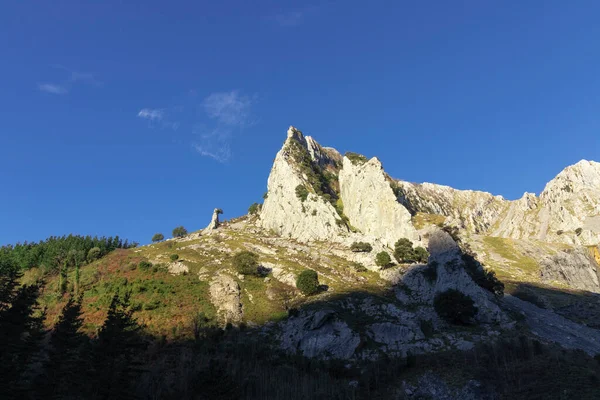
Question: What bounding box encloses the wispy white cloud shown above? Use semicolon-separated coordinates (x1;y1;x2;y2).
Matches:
191;91;255;162
38;83;68;95
136;90;255;163
202;91;253;126
38;66;102;95
137;108;164;121
192;127;233;162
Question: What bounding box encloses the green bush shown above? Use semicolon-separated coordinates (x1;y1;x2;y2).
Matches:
296;269;320;295
138;260;153;271
248;203;261;215
575;227;583;236
393;239;429;264
295;185;309;202
151;233;164;243
172;226;188;238
393;238;415;263
170;254;179;261
349;262;367;272
350;242;373;253
87;247;102;262
413;246;429;263
434;289;478;325
232;251;260;276
375;251;392;268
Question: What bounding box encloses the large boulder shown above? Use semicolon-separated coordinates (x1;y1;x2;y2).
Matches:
209;273;243;325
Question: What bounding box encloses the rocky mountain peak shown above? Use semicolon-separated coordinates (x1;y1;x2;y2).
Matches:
541;159;600;198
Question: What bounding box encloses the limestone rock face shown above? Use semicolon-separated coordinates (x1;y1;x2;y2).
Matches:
279;309;360;359
339;156;418;247
398;160;600;246
540;248;600;292
396;181;507;233
209;273;243;325
259;127;347;242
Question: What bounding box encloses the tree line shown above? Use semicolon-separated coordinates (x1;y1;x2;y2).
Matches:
0;234;137;272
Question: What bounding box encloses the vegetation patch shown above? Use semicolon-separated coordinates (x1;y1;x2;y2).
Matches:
393;238;429;264
434;289;478;325
232;251;261;276
412;212;446;229
350;242;372;253
296;269;320;296
344;151;367;165
295;185;309;202
375;251;393;268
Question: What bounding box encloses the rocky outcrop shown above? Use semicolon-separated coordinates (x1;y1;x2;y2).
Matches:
168;261;189;275
279;309;360;359
339;156;418;247
399;230;509;324
209;273;243;325
259;127;347;242
540;247;600;291
204;208;222;231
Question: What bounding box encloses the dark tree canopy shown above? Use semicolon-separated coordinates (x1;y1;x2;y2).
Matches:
296;269;320;296
152;233;165;242
434;289;478;325
232;251;260;276
172;226;188;238
375;251;392;268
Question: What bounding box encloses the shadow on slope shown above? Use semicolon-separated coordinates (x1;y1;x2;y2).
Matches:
1;277;600;399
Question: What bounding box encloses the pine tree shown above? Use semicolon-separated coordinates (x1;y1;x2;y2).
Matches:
88;292;145;399
0;283;45;397
59;260;68;295
35;294;88;398
0;261;21;313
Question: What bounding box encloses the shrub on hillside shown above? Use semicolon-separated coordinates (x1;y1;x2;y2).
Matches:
349;262;367;272
375;251;392;268
296;269;320;295
295;185;309;202
434;289;478;325
138;260;153;271
152;233;164;243
87;247;102;262
170;254;179;261
172;226;188;238
575;227;583;236
393;238;413;263
248;203;261;215
413;246;429;263
345;152;368;165
232;251;260;276
393;239;429;264
350;242;373;253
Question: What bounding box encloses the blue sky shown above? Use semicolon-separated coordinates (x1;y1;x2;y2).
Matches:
1;1;599;245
